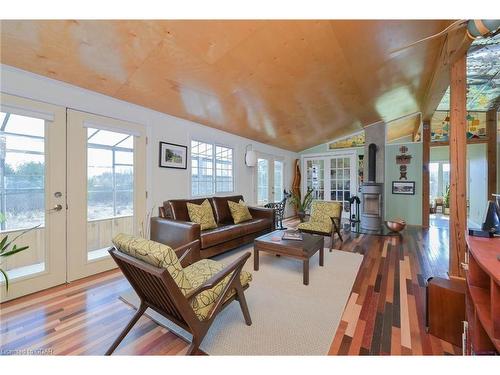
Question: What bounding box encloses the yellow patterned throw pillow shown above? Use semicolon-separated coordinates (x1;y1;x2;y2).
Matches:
186;199;217;230
228;200;253;224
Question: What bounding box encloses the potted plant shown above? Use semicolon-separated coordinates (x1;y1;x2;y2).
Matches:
444;184;450;215
0;213;34;291
289;188;314;222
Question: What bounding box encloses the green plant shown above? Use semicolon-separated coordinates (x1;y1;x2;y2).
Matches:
289;187;315;213
444;184;450;208
0;214;35;291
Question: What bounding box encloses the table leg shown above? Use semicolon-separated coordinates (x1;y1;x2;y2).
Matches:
254;248;259;271
319;247;324;267
303;258;309;285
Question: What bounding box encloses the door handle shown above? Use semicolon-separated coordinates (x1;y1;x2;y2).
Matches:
47;204;63;212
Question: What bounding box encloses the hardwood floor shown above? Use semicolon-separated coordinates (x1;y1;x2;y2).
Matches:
0;220;460;355
328;225;460;355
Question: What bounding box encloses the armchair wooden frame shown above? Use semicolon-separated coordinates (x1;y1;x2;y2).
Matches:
106;241;252;355
299;206;343;252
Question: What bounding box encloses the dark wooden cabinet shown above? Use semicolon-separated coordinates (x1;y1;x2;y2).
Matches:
426;277;465;347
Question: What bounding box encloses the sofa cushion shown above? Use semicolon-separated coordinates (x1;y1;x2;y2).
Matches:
228;200;253;224
184;259;252;321
166;198;214;222
112;233;193;295
238;218;272;235
187;199;218;230
212;195;244;224
200;224;243;248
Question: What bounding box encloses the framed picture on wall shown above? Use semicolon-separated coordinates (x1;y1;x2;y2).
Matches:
392;181;415;195
159;142;188;169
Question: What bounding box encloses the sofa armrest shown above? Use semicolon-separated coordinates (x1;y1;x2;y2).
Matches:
248;206;275;228
174;240;201;267
150;217;201;262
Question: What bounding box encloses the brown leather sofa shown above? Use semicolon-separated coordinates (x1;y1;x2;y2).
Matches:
151;195;274;259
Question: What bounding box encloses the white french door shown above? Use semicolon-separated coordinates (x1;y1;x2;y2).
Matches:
0;93;67;301
0;96;147;301
302;152;357;220
67;110;146;281
256;155;284;206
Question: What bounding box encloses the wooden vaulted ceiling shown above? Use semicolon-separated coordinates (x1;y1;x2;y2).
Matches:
0;20;469;151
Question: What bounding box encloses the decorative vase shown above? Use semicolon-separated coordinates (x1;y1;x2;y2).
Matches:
298;210;306;222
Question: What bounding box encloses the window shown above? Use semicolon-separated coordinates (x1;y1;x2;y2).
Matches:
87;128;134;221
215;146;233;193
429;162;439;199
191;140;233;196
442;163;450;195
429;161;450;201
0;112;46;231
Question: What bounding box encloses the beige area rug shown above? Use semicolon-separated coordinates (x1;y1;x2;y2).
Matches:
120;244;363;355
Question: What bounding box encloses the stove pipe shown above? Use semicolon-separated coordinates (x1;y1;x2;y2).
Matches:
368;143;377;183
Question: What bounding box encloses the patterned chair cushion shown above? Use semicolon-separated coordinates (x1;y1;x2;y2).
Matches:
297;221;331;234
310;200;342;223
297;200;342;234
112;233;193;295
228;200;253;224
184;259;252;321
187;199;218;230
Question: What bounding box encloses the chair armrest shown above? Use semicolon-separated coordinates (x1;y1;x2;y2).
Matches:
150;217;201;254
174;240;201;267
185;252;251;301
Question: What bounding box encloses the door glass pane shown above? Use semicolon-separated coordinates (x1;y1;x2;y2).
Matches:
306;159;324;200
257;158;269;205
87;128;134;261
274;160;283;202
330;156;352;216
1;112;46;279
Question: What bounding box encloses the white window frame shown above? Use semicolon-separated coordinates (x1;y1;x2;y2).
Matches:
190;139;234;197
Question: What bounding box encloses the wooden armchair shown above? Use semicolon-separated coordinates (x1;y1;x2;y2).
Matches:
106;234;252;355
297;200;343;251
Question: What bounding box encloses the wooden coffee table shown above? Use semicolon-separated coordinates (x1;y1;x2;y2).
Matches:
253;230;325;285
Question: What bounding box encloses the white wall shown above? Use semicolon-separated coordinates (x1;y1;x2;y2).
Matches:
0;64;299;216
